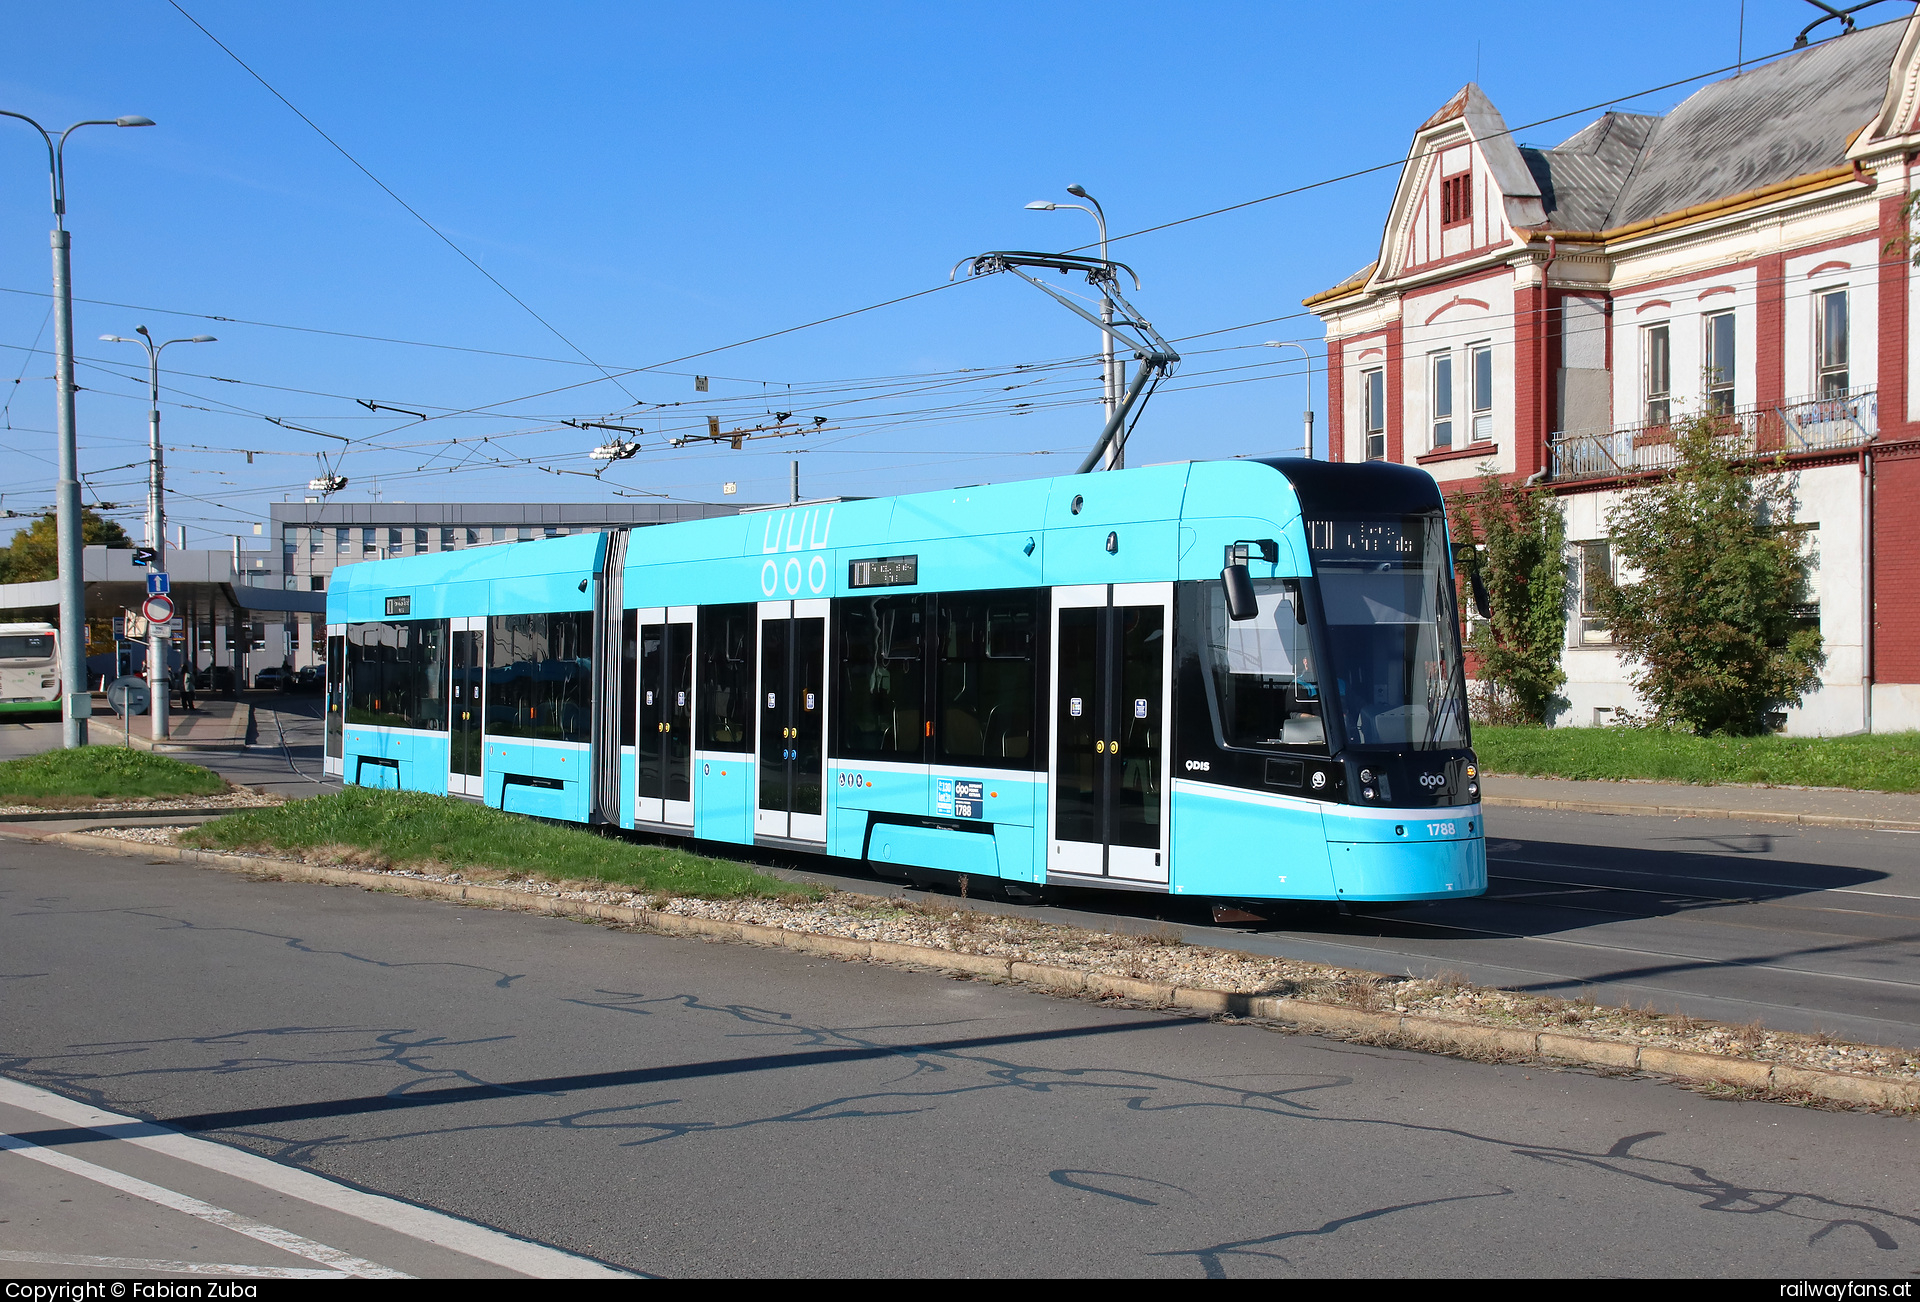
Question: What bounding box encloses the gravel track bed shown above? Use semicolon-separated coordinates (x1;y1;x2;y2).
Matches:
0;791;284;816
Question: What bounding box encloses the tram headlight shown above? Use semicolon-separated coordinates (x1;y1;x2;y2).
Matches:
1361;787;1376;801
1468;782;1479;797
1466;763;1477;778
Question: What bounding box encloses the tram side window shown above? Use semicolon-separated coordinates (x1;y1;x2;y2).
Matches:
838;594;926;761
696;603;755;752
485;612;593;743
937;589;1039;768
1195;579;1326;751
345;619;449;731
620;609;638;748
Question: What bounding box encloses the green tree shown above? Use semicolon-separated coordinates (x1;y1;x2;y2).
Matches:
1459;470;1568;725
0;509;132;584
1593;416;1824;735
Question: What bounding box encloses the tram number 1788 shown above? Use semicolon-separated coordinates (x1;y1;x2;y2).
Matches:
1427;822;1457;837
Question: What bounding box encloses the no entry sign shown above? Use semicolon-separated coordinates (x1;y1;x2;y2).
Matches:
142;593;175;624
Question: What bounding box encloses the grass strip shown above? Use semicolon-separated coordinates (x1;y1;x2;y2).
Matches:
181;787;814;901
0;747;227;801
1475;725;1920;792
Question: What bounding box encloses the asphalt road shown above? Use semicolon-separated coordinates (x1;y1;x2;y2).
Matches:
2;837;1916;1277
6;705;1919;1049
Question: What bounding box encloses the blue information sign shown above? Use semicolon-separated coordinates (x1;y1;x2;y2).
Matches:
146;572;170;596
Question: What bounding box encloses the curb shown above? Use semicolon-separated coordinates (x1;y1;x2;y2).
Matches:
38;829;1920;1114
1483;794;1920;832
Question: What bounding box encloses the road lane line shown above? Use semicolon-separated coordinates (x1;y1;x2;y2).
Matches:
0;1077;633;1279
0;1131;409;1278
0;1250;344;1278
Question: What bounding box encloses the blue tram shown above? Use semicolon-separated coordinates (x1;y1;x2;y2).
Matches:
323;457;1487;904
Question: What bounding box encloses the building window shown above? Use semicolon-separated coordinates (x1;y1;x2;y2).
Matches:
1704;311;1735;416
1440;171;1472;226
1469;344;1493;441
310;576;325;591
1578;541;1613;646
336;527;350;555
283;527;297;555
413;527;428;551
492;527;508;543
440;527;455;550
361;527;376;556
1643;323;1671;426
310;528;323;553
1363;368;1386;460
1816;288;1849;396
387;528;403;554
1430;353;1453;450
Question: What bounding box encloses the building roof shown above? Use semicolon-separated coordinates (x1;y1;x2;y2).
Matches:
1524;21;1902;232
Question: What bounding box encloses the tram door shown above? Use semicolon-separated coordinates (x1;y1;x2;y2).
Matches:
755;599;828;842
447;617;485;797
323;624;345;778
1048;583;1171;883
636;606;695;827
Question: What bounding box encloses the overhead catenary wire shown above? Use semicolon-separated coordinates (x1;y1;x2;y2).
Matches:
165;0;640;405
8;29;1888;524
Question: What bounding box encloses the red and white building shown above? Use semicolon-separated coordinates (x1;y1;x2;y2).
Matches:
1308;18;1920;734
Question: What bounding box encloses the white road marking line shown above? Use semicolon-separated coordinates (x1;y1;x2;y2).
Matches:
0;1077;634;1279
0;1131;410;1279
0;1249;344;1278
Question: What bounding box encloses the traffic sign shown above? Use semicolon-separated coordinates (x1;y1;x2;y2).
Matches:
146;572;170;596
142;593;174;624
131;546;158;568
111;615;124;639
106;676;150;717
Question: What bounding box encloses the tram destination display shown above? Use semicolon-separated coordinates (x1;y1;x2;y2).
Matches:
1304;517;1430;565
848;554;918;588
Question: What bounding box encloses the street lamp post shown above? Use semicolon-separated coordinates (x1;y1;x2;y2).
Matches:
1264;340;1316;459
1026;185;1126;468
101;329;214;741
0;110;154;747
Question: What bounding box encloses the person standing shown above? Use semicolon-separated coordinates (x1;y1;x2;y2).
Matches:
180;661;196;711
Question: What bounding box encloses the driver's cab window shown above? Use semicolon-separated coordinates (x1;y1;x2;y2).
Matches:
1201;578;1325;751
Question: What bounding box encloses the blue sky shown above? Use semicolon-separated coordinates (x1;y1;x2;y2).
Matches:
0;0;1876;546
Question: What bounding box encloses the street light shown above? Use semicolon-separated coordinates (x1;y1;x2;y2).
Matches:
101;328;213;741
1264;341;1316;459
1025;184;1125;467
1;109;154;747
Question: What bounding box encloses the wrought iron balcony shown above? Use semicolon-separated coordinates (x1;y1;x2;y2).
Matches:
1549;386;1876;483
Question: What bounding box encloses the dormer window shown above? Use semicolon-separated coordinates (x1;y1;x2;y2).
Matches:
1441;170;1472;226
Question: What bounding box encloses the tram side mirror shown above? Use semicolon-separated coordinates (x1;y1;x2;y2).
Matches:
1469;568;1491;620
1222;563;1258;621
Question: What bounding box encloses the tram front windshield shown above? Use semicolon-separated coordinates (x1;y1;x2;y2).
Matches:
1309;515;1468;751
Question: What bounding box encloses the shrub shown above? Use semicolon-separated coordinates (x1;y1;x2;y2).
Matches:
1458;470;1567;725
1594;416;1824;735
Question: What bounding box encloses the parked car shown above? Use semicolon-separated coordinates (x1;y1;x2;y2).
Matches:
294;666;321;692
252;666;284;690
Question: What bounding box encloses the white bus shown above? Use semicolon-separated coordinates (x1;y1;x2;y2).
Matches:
0;622;60;715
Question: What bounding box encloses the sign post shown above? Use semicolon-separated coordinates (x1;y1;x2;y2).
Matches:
106;675;150;748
